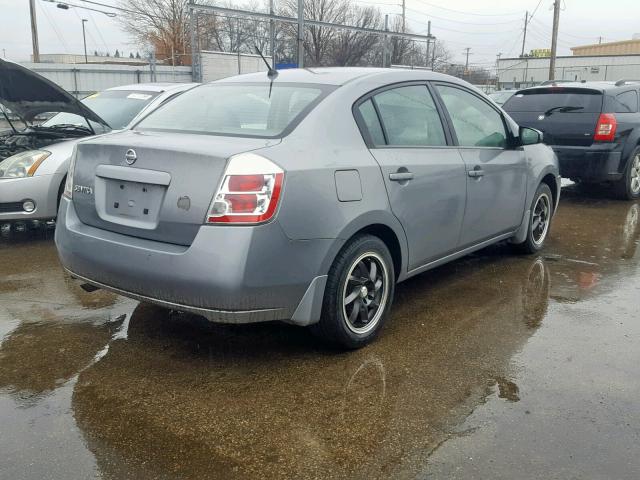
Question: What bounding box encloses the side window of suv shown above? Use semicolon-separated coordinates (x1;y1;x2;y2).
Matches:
373;85;447;147
436;85;508;148
614;90;639;113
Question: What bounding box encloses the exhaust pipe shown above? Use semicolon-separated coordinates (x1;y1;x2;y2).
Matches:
79;283;101;293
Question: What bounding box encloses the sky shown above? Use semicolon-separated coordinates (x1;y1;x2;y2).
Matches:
1;0;639;68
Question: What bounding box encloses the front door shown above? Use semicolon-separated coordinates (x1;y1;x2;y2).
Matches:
356;84;467;271
434;84;527;247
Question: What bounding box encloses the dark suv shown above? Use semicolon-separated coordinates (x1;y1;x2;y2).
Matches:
503;80;640;199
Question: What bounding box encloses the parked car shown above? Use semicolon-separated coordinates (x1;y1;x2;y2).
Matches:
503;80;640;199
0;59;197;224
489;89;517;106
55;68;560;348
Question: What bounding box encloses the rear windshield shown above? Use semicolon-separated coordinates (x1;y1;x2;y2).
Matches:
136;83;333;138
503;89;603;113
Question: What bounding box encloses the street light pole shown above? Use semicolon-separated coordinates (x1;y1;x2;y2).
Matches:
29;0;40;62
81;19;88;63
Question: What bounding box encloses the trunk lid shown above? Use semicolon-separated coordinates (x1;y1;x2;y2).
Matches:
71;130;280;245
503;87;603;146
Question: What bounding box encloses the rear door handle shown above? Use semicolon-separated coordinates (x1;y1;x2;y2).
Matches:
468;168;485;178
389;172;414;182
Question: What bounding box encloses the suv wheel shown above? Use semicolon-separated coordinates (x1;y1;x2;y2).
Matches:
514;183;553;254
614;148;640;200
312;235;395;349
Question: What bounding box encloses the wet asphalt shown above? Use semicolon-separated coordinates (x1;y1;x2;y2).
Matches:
1;186;639;480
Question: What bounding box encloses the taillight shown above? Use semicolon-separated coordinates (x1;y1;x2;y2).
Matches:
206;153;284;224
594;113;617;142
63;147;77;199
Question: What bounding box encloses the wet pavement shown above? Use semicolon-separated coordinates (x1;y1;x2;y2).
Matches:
1;187;639;480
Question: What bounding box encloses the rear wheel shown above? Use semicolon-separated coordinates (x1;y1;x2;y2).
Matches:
613;148;640;200
312;235;395;349
514;183;553;254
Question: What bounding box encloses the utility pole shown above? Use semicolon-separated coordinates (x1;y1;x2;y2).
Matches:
549;0;561;80
297;0;304;68
464;47;471;71
81;19;88;63
189;7;199;82
29;0;40;62
521;11;528;57
402;0;406;33
269;0;275;68
496;52;502;87
383;14;389;68
431;39;436;70
425;20;431;68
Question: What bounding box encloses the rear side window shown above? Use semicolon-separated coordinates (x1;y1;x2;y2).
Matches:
436;85;507;148
372;85;446;147
136;83;332;138
357;99;385;146
503;89;603;113
613;90;638;113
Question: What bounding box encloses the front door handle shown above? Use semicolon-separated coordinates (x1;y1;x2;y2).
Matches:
468;167;485;178
389;171;414;182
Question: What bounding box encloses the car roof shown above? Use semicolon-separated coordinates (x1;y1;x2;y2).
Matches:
105;82;199;93
214;67;468;87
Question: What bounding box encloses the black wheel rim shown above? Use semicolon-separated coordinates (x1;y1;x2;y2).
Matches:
532;193;551;246
342;252;389;334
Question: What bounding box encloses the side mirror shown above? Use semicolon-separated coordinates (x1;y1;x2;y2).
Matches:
519;126;544;146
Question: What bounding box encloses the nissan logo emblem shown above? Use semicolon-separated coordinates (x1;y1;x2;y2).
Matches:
125;149;137;165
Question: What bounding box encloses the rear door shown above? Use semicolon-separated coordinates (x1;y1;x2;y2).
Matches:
503;87;604;146
434;83;527;247
355;83;467;271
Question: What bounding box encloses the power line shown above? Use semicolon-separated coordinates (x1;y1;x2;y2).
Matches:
404;7;521;26
408;0;523;17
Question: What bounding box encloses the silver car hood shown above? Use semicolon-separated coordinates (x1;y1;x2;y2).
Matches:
0;59;109;127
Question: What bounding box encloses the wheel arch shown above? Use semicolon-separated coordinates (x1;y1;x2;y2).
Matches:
321;211;409;282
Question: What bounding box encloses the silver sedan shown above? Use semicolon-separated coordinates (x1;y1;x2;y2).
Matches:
56;68;560;348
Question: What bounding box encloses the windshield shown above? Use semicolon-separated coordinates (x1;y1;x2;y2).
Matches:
136;83;333;138
43;90;160;132
503;89;603;113
489;91;514;105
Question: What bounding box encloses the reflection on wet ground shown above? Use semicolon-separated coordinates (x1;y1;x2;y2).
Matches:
1;187;639;479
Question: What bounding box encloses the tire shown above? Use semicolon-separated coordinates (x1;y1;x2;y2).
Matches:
514;183;554;254
311;234;395;349
613;147;640;200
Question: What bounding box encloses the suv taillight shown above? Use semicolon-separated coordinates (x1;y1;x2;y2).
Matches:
206;153;284;224
594;113;617;142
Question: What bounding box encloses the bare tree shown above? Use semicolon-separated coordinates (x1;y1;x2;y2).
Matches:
329;5;382;66
118;0;190;65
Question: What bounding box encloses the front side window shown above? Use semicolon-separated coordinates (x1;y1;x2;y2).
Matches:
437;85;507;148
136;83;331;138
373;85;446;147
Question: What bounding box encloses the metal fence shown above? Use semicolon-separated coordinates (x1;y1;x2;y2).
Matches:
20;62;193;97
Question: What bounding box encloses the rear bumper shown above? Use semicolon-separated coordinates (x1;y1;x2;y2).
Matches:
0;174;63;221
55;198;335;326
552;145;622;181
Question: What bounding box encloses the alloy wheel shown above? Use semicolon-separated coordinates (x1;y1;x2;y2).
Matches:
630;154;640;195
342;252;389;334
531;193;551;246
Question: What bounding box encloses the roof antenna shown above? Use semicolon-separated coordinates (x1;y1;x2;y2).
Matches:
255;46;278;79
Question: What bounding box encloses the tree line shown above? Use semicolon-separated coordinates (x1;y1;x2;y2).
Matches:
117;0;452;69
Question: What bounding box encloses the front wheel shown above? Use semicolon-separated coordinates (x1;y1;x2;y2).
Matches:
311;235;395;349
613;148;640;200
514;183;554;254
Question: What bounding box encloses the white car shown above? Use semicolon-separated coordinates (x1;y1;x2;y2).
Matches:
0;59;197;226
